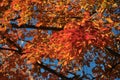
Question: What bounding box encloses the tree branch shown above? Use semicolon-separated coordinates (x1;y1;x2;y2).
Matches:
105;47;120;57
11;24;64;31
1;35;23;54
111;62;120;70
37;61;72;80
0;47;20;53
0;31;23;54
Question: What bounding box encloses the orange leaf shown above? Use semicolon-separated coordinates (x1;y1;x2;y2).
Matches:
106;18;113;23
0;26;6;32
36;22;43;27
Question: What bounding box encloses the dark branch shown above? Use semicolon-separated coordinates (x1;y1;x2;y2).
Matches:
112;62;120;70
111;62;120;71
11;24;64;31
105;47;120;57
7;38;22;52
0;47;19;53
0;32;22;54
10;16;82;21
2;36;23;54
37;61;72;80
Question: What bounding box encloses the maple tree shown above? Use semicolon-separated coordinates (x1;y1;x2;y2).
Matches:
0;0;120;79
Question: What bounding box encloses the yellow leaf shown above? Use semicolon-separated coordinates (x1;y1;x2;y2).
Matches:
58;60;64;65
69;56;74;60
108;64;112;68
93;21;99;27
78;48;82;53
60;1;63;6
63;61;67;66
67;0;70;4
101;75;104;78
112;3;118;8
27;57;36;64
0;26;6;32
27;44;33;49
106;18;113;23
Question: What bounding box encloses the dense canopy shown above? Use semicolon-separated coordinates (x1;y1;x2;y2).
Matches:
0;0;120;79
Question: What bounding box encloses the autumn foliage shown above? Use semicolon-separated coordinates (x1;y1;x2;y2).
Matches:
0;0;120;79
